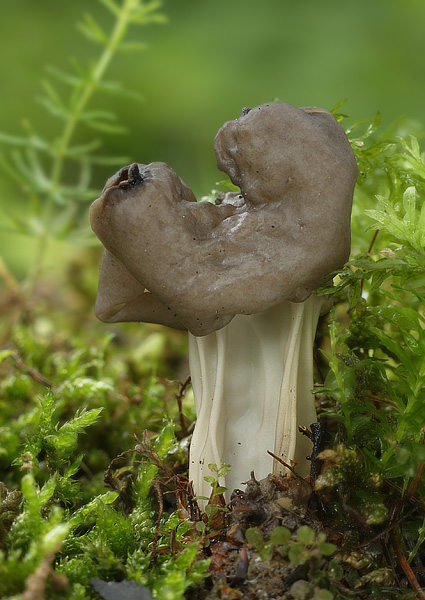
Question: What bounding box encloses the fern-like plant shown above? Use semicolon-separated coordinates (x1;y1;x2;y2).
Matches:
0;0;166;292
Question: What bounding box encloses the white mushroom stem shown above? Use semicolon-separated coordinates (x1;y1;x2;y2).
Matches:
188;294;328;502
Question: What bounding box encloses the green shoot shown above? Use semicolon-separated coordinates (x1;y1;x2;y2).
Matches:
0;0;166;291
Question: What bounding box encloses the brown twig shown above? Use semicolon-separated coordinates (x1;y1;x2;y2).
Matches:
150;478;165;567
367;229;380;255
384;479;425;513
356;505;418;550
22;549;67;600
176;376;191;437
267;450;303;479
390;529;425;599
404;463;424;503
0;351;52;389
11;352;52;388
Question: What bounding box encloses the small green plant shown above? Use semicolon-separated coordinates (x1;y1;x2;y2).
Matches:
195;461;230;534
0;0;166;292
245;524;336;564
246;525;337;598
245;525;291;561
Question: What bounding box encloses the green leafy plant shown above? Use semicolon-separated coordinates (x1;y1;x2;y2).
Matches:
317;115;425;486
196;461;230;530
245;524;336;564
308;110;425;597
245;525;292;561
246;525;337;598
0;0;166;291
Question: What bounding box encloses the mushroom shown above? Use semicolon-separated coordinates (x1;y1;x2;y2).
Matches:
90;102;357;501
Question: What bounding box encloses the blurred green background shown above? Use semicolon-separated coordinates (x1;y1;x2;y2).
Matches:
1;0;425;279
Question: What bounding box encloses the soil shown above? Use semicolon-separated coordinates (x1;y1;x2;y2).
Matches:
182;473;412;600
184;473;328;600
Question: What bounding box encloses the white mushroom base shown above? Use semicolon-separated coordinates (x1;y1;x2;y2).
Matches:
188;295;328;503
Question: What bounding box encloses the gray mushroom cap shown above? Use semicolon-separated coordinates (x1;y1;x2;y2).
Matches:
90;102;357;337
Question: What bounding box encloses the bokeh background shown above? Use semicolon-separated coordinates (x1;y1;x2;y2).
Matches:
1;0;425;279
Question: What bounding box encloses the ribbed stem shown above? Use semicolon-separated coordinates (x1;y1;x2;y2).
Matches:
188;295;327;503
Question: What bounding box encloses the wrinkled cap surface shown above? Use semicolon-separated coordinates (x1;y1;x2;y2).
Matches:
90;102;358;336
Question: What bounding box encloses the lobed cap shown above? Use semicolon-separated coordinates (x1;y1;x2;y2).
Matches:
90;102;357;336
